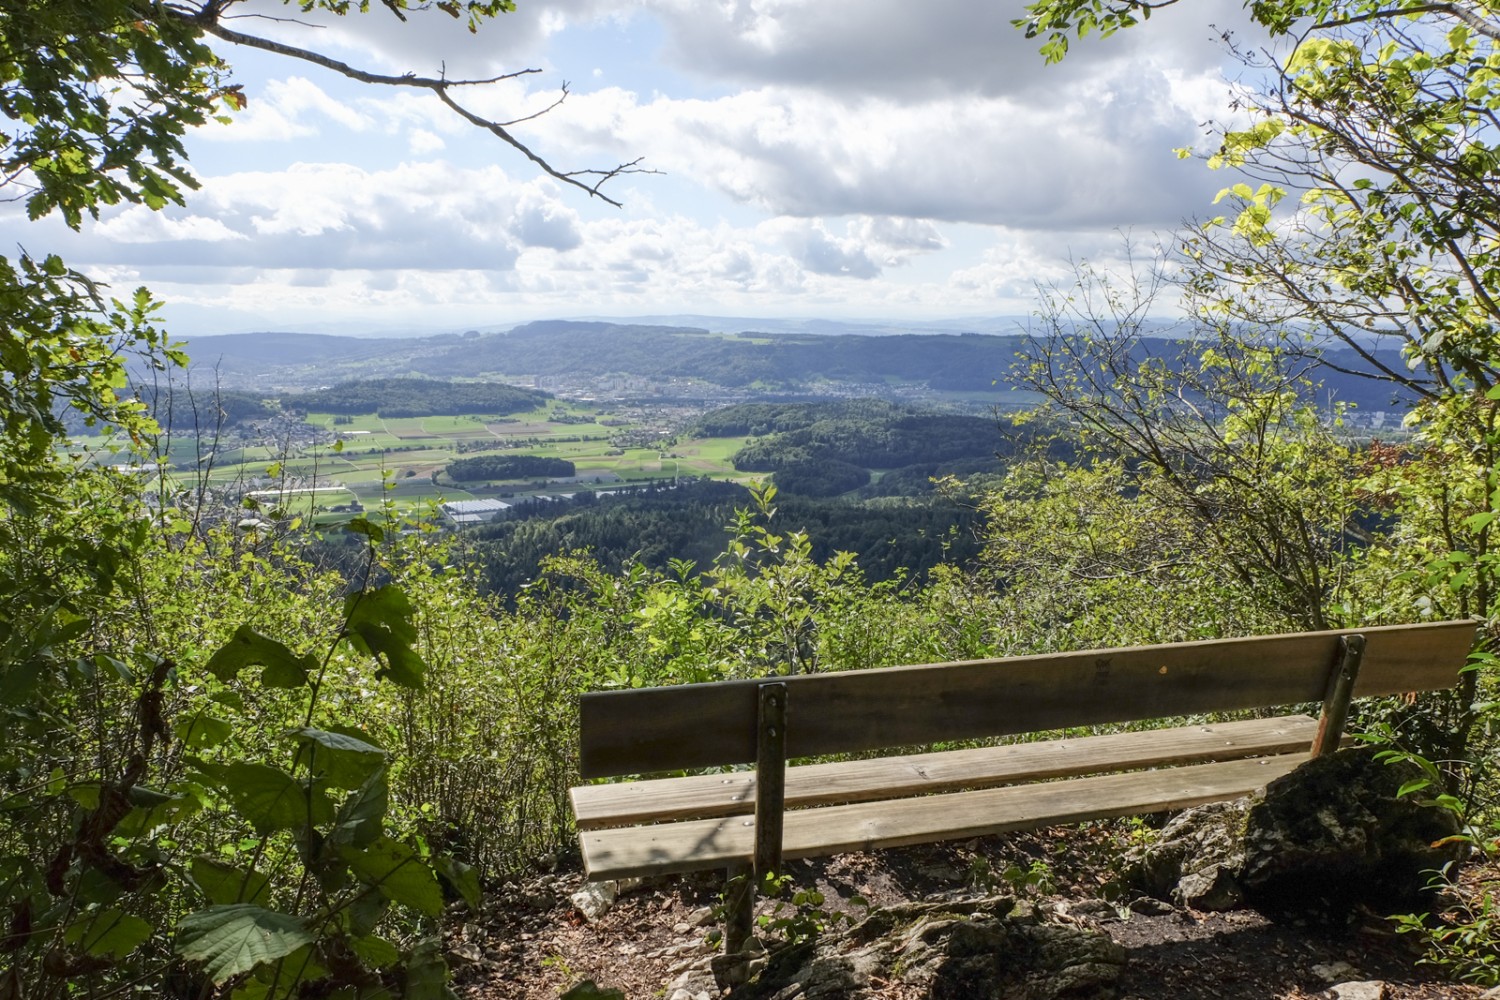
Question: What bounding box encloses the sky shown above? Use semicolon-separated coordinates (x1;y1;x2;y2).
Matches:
3;0;1272;337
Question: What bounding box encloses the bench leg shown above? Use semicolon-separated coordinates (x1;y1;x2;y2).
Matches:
723;862;754;956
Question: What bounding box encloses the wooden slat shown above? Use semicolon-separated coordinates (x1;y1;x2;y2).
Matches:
580;753;1308;880
579;620;1475;778
572;714;1322;829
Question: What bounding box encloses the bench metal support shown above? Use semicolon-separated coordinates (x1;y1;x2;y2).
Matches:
754;682;788;878
722;863;754;960
1312;633;1365;757
724;681;788;959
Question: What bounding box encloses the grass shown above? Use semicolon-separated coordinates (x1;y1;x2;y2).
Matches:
172;405;753;514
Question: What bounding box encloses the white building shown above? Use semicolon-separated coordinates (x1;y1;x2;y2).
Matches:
439;498;512;527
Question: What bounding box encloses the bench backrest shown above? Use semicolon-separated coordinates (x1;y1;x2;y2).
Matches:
579;620;1476;778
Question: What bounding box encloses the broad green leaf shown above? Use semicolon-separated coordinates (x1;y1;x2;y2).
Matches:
434;856;481;911
115;787;202;837
287;727;387;790
204;762;332;835
176;714;233;750
176;905;313;985
231;943;330;998
67;782;102;810
205;626;315;689
344;586;426;690
65;909;152;958
344;891;390;940
343;836;443;917
348;933;400;969
1463;511;1497;532
191;856;271;906
344;516;385;542
402;937;453;1000
329;767;389;849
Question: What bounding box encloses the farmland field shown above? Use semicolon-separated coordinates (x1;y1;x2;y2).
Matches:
151;400;756;519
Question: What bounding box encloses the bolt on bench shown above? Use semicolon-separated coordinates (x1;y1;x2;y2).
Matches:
570;621;1476;954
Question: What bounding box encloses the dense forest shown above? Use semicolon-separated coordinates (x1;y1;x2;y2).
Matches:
465;479;983;596
694;400;1075;496
280;377;550;418
445;454;576;482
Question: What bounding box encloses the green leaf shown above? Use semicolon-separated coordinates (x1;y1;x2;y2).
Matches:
191;856;271;906
204;762;332;835
67;782;102;810
348;933;400;969
402;937;454;1000
287;727;387;790
206;626;315;688
115;787;203;837
329;767;389;849
176;714;233;750
1463;511;1497;532
344;586;427;690
434;856;481;911
176;905;313;985
1397;777;1433;798
345;516;384;542
65;909;153;958
343;836;444;917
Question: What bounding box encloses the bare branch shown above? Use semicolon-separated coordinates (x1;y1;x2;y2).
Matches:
173;7;651;205
434;87;658;206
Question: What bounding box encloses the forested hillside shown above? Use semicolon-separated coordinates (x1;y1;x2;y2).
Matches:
281;377;550;418
464;480;983;596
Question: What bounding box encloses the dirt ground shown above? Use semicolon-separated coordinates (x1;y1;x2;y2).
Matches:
450;824;1496;999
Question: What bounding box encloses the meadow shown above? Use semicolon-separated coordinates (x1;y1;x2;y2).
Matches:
153;400;754;519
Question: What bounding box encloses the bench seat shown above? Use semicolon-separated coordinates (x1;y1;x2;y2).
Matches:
571;622;1476;957
575;714;1322;879
581;751;1308;880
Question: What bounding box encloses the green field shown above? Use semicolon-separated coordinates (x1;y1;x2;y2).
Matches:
177;402;755;515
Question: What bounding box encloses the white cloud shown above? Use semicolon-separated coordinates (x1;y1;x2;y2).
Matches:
512;188;584;250
96;208;248;244
408;128;446;154
645;0;1258;98
198;76;374;142
0;1;1276;334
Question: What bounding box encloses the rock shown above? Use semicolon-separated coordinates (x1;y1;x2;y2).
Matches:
570;881;619;923
673;922;692;935
559;983;624;1000
1312;961;1360;982
1238;749;1464;918
1122;800;1250;911
447;940;485;966
1063;899;1122;919
1123;749;1464;921
727;895;1124;999
1479;987;1500;1000
1326;982;1386;1000
1126;897;1176;916
689;905;716;927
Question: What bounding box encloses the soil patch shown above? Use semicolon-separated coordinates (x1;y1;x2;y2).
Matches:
452;824;1492;999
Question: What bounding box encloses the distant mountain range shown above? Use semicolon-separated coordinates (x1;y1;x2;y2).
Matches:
162;320;1419;413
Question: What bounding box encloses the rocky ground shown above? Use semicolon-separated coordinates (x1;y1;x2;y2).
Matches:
448;824;1499;1000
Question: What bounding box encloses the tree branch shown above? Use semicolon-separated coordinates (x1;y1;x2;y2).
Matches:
182;9;651;205
1314;1;1500;40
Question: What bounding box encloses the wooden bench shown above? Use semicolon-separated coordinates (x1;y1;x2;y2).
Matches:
570;621;1476;953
